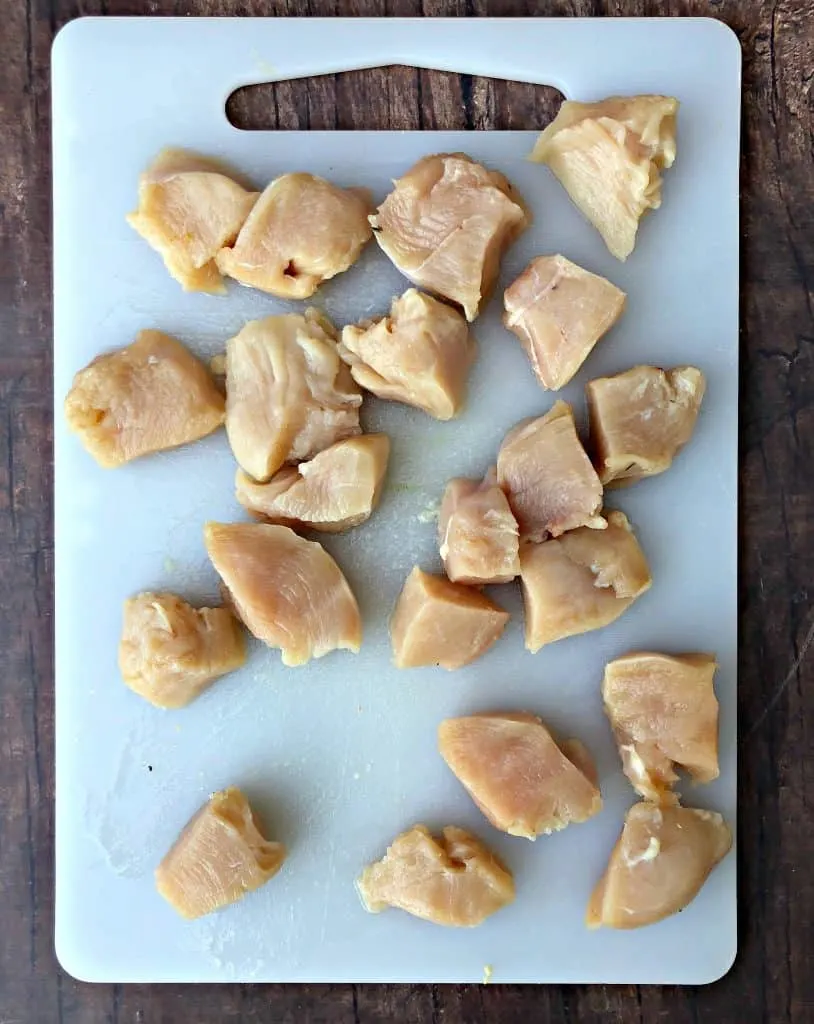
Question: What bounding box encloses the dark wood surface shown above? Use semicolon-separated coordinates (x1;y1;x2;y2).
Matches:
1;1;812;1021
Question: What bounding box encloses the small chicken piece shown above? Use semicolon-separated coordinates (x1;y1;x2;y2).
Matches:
216;173;372;298
390;567;509;670
356;824;514;927
204;522;362;666
503;255;626;390
531;96;678;261
438;713;602;839
438;471;520;585
339;289;475;420
586;802;732;930
156;787;286;919
64;330;225;468
225;311;362;482
235;434;390;533
127;148;258;293
371;153;529;321
496;401;605;541
521;510;651;651
119;593;246;709
603;652;720;803
587;365;706;486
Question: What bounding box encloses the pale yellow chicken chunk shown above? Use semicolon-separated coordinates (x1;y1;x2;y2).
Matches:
356;824;514;927
521;510;652;651
438;712;602;839
496;401;605;541
603;652;720;803
586;802;732;930
390;567;509;670
216;173;372;298
531;95;678;261
503;255;626;390
339;289;475;420
235;434;390;533
119;593;246;709
64;330;225;468
587;365;706;486
204;522;362;666
438;471;520;585
371;153;529;321
225;311;362;483
156;787;286;920
127;148;258;293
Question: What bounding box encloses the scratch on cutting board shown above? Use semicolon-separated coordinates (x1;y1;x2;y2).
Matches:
744;609;814;741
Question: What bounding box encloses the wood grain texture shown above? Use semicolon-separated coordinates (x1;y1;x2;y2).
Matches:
1;1;812;1021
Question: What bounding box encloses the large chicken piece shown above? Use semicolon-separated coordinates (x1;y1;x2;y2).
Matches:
521;510;651;651
339;289;475;420
127;148;258;293
224;311;362;482
204;522;362;666
503;255;626;390
156;787;286;919
438;712;602;839
438;471;520;585
216;173;372;298
64;330;225;468
371;153;528;321
586;802;732;930
587;365;706;486
356;824;515;927
530;96;679;261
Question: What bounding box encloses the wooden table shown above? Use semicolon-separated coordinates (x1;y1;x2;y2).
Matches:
1;2;812;1021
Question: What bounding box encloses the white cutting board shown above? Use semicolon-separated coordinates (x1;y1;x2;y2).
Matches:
52;16;740;984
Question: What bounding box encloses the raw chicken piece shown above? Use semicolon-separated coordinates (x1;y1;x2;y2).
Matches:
390;567;509;670
503;255;626;390
438;471;520;585
530;96;678;261
339;289;475;420
586;802;732;929
496;401;605;541
204;522;362;666
521;510;651;651
119;592;246;709
127;148;258;293
156;787;286;919
64;330;225;468
603;652;720;803
438;712;602;839
225;311;362;482
371;153;529;321
216;173;372;298
587;365;706;486
356;824;514;927
235;434;390;533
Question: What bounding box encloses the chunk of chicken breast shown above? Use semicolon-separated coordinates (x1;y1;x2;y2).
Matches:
521;510;651;651
216;173;372;298
204;522;362;666
586;802;732;930
356;824;514;927
64;330;225;468
390;567;509;670
225;311;362;482
587;365;706;486
503;255;626;390
530;96;678;261
439;712;602;839
235;434;390;533
127;148;258;293
438;470;520;585
156;787;286;919
371;153;529;321
497;401;605;541
339;289;475;420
